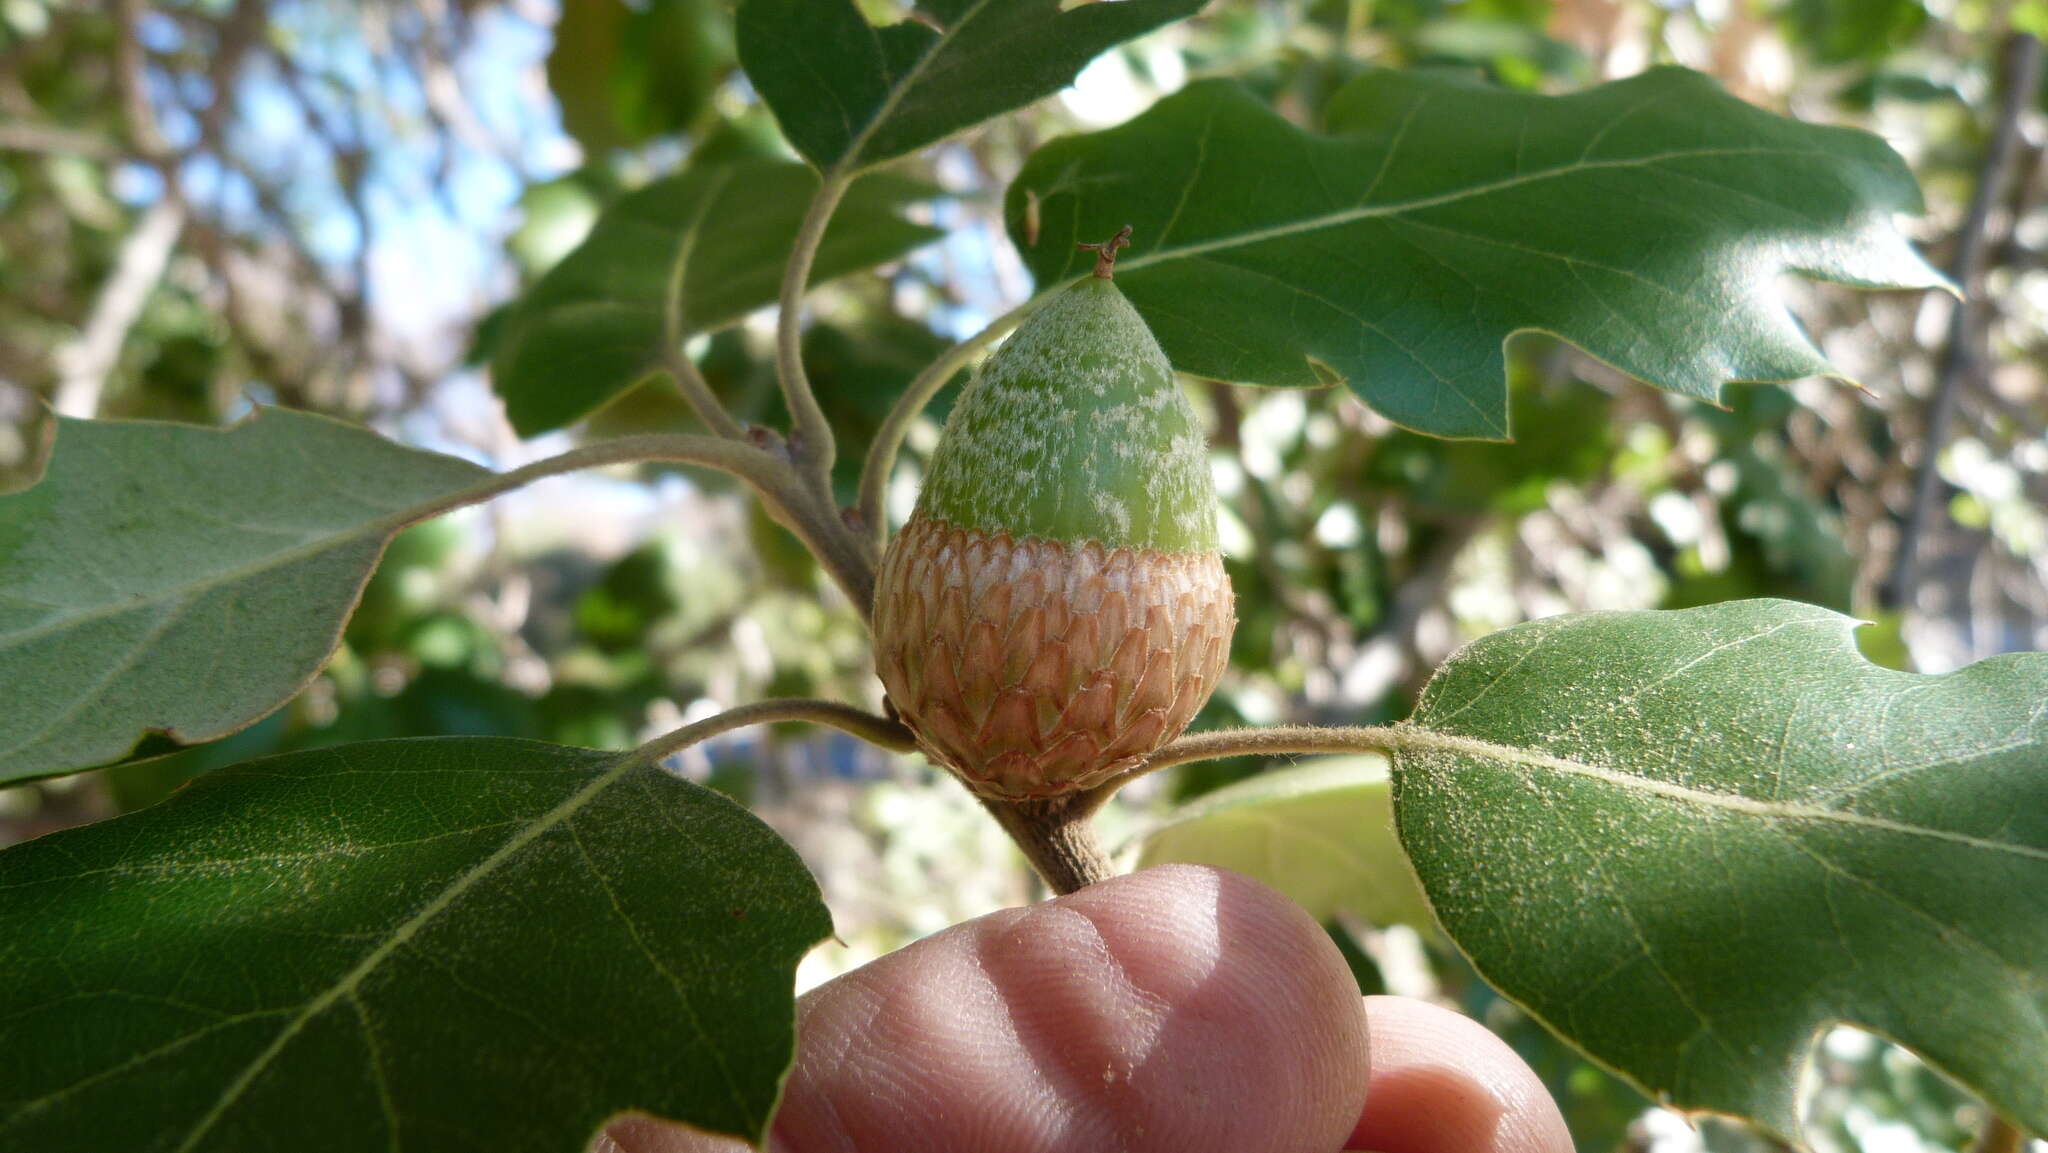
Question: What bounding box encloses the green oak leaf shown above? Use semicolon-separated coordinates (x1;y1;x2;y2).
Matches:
1135;756;1430;928
547;0;735;156
735;0;1205;172
0;736;831;1151
492;157;940;437
0;410;506;785
1394;599;2047;1140
1007;67;1948;439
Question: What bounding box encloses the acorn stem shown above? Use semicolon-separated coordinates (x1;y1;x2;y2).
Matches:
981;796;1116;894
1077;224;1133;279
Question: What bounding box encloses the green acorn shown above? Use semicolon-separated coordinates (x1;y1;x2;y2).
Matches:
874;230;1235;800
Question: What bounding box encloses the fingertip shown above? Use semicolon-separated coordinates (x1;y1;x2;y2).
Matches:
608;866;1376;1153
1005;864;1373;1147
1349;995;1574;1153
777;863;1371;1152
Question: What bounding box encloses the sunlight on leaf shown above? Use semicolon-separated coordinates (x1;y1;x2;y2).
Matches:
0;411;494;785
1009;68;1948;439
0;736;831;1151
1396;599;2047;1140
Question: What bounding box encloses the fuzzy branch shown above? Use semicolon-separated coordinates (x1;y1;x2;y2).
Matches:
636;699;917;765
980;795;1119;896
980;724;1432;896
1137;725;1410;777
391;433;878;616
775;173;854;493
659;175;746;440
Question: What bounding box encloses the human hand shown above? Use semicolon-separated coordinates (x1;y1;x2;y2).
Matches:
600;865;1574;1153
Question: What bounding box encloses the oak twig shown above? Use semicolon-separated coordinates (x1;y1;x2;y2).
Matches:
636;699;917;765
659;168;747;440
1137;724;1411;778
980;795;1119;895
776;172;854;492
978;725;1430;896
397;433;879;616
659;344;745;441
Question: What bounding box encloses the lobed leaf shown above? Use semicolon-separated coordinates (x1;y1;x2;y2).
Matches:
0;736;831;1151
736;0;1205;172
492;157;940;437
1395;599;2048;1140
1008;67;1948;439
0;410;498;785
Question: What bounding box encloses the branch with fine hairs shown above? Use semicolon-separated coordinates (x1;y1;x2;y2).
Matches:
854;295;1043;546
562;435;879;617
980;794;1119;896
1134;725;1409;779
659;341;745;441
1883;31;2043;610
634;698;917;765
982;724;1435;896
659;168;746;440
981;725;1411;893
474;433;788;509
775;171;854;492
391;432;879;617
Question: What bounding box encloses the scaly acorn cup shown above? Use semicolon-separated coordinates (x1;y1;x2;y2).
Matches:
874;230;1235;800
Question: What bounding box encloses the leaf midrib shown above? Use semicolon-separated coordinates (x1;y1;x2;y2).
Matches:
169;747;723;1151
1395;726;2048;863
663;167;738;346
0;468;503;656
834;0;999;172
1113;144;1852;281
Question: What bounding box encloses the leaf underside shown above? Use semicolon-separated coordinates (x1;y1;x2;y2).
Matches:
737;0;1207;172
0;410;494;785
1395;599;2047;1140
0;737;832;1153
492;156;940;437
1008;67;1948;440
1135;756;1430;928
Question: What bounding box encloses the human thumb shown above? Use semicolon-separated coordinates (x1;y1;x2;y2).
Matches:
605;863;1371;1152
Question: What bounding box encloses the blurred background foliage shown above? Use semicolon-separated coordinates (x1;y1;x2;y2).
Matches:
2;1;2045;1149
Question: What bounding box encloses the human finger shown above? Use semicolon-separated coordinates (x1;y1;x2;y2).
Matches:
1344;994;1574;1153
606;864;1371;1153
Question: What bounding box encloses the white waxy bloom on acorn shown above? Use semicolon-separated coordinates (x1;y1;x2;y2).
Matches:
874;230;1235;800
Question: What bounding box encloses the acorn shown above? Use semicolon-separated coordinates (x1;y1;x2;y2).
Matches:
874;229;1235;800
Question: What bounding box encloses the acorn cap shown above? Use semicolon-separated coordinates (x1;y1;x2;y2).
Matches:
875;263;1235;800
875;515;1232;799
